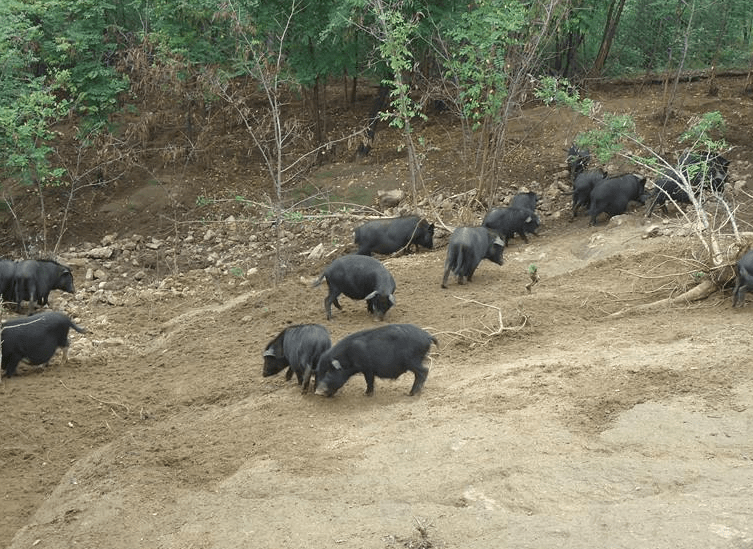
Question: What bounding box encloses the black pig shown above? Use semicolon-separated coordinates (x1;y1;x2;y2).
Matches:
482;207;540;245
314;323;438;397
0;259;17;303
509;191;539;212
354;216;434;256
572;169;608;217
442;227;504;288
567;144;591;182
588;174;647;226
677;150;729;193
313;254;396;320
263;324;331;393
13;259;75;312
645;177;688;216
1;311;86;378
646;152;730;217
732;250;753;308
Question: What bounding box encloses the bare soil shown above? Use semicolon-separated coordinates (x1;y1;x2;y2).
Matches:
2;76;753;549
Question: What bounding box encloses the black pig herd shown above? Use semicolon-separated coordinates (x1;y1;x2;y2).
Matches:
266;144;749;399
566;144;731;224
264;200;540;398
265;215;441;398
567;145;649;225
0;147;747;390
567;145;753;308
0;258;85;379
264;197;548;398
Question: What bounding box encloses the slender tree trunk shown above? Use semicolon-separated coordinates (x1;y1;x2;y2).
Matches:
357;84;389;156
744;50;753;94
390;68;421;202
556;3;584;78
306;37;324;145
312;77;323;144
36;175;47;255
590;0;627;77
563;30;584;78
554;35;563;74
661;0;695;139
707;1;731;96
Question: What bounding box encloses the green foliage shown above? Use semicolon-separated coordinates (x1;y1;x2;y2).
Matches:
23;0;129;132
444;0;527;128
537;76;639;163
680;111;726;148
284;0;359;88
1;0;750;198
373;4;426;130
535;76;594;116
579;113;638;164
0;0;135;189
141;0;237;65
0;86;69;186
0;1;70;186
605;0;679;74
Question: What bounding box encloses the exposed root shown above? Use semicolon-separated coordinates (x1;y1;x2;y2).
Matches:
609;278;717;318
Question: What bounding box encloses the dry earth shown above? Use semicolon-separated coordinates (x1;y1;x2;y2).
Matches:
2;76;753;549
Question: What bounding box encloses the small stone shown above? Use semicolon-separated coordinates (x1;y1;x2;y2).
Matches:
87;246;114;259
307;243;325;260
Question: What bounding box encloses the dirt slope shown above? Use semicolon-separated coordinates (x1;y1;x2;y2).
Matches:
4;215;753;549
2;76;753;549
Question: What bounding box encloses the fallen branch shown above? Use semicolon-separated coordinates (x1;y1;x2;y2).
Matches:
609;278;717;318
433;296;528;345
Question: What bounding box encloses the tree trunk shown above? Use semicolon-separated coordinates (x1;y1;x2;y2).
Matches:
357;84;389;157
563;30;584;78
556;3;585;78
306;37;324;146
609;279;717;318
311;78;323;145
707;0;730;96
590;0;628;77
745;51;753;94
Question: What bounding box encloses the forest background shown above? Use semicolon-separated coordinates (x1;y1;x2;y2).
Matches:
1;0;752;256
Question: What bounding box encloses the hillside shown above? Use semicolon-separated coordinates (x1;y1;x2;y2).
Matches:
1;76;753;548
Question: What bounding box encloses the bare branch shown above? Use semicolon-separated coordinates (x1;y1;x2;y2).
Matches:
432;296;528;346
